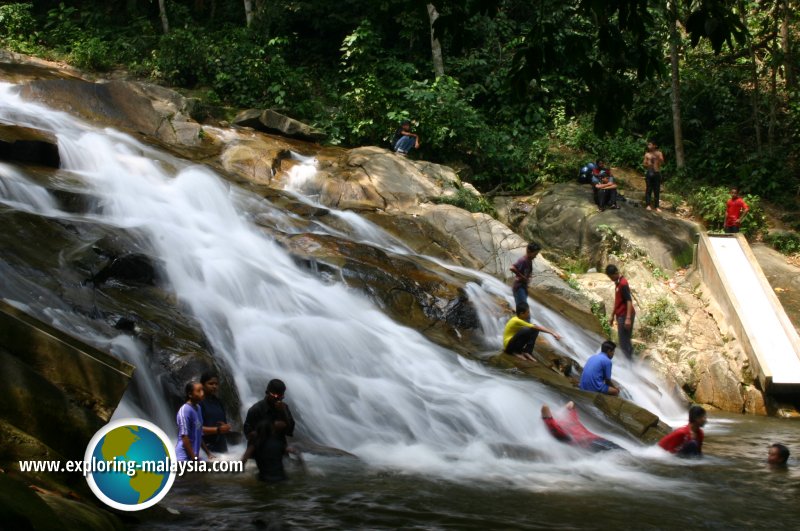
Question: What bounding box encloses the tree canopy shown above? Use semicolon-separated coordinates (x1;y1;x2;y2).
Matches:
0;0;797;208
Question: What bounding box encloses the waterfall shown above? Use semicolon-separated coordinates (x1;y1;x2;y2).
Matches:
0;83;687;492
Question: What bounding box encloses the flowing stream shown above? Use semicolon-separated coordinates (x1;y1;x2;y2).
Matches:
1;83;799;529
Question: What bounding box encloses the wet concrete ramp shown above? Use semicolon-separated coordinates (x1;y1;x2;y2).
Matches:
698;234;800;393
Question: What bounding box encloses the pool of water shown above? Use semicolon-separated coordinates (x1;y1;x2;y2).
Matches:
142;413;800;530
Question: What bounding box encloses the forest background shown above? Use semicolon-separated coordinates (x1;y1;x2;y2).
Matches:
0;0;798;252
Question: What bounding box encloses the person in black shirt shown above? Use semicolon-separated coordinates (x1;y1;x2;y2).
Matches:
242;379;296;482
199;370;232;453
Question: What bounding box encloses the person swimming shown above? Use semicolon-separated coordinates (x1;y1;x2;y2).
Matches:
541;401;624;453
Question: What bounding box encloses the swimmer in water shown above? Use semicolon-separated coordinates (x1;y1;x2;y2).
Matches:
541;401;624;453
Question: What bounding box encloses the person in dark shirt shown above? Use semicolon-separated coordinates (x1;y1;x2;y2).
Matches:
199;370;232;453
509;242;541;307
242;379;296;482
606;264;636;359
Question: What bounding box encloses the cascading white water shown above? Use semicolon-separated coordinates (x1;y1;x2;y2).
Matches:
0;83;689;492
282;157;686;423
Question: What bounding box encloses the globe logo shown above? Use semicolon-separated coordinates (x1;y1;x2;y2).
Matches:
84;418;177;511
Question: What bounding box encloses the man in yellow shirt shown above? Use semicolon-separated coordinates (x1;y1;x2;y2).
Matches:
503;302;562;362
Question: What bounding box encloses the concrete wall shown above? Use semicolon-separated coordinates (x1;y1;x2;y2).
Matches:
697;233;800;394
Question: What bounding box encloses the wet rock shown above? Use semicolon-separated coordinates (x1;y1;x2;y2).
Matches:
19;79;204;147
0;125;60;168
233;108;326;142
91;253;160;286
518;183;699;271
280;232;488;354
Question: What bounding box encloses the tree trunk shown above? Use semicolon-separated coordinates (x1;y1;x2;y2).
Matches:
668;5;685;169
769;58;777;151
244;0;253;27
427;4;445;78
781;0;795;88
158;0;169;34
740;0;762;154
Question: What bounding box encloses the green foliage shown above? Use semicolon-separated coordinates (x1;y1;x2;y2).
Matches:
640;297;680;340
591;301;612;339
151;29;206;86
687;186;767;237
70;37;112;71
764;231;800;256
553;115;644;168
432;187;496;217
0;2;34;39
0;2;38;52
565;275;581;292
206;32;301;109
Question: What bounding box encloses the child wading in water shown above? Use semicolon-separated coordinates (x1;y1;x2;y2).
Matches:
176;381;213;461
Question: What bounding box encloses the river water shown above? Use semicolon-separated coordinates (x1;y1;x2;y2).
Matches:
153;412;800;530
1;83;799;529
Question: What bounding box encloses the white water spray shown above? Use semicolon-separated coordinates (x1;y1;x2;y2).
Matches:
0;84;688;492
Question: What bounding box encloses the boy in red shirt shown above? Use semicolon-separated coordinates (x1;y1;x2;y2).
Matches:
724;188;749;233
658;405;707;457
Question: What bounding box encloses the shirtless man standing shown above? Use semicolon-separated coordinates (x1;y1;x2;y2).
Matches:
643;140;665;212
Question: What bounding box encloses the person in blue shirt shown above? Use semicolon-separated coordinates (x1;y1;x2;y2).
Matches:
176;381;213;461
200;370;232;453
579;341;620;396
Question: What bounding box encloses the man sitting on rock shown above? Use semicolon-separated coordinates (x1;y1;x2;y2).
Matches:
595;172;620;212
392;120;420;156
578;340;620;396
503;302;561;362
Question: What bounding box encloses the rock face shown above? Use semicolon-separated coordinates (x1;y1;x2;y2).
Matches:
233;108;326;142
510;183;699;271
751;242;800;334
0;125;60;168
278;232;489;355
576;259;765;414
19;79;204;148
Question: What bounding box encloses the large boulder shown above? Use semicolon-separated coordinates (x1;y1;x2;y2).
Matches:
233;108;325;142
18;79;205;148
517;183;699;271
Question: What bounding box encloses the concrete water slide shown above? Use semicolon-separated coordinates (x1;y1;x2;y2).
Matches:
698;233;800;394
